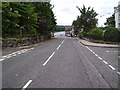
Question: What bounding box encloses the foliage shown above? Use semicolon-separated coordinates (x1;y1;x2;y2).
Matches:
2;2;21;37
78;31;86;39
72;5;98;34
72;18;80;35
104;13;115;27
88;28;103;40
103;27;120;42
2;2;56;38
32;2;56;35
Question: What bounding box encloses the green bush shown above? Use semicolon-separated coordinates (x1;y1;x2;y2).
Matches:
88;28;103;40
78;31;86;39
103;27;120;42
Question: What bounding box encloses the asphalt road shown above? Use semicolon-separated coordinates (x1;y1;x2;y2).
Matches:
2;35;119;89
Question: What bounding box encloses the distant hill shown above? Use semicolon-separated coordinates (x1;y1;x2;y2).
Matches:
54;25;65;32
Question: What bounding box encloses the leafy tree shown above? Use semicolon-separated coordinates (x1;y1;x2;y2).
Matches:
2;2;56;38
32;2;56;36
2;2;21;37
72;16;81;35
10;2;38;36
72;5;98;33
104;13;115;27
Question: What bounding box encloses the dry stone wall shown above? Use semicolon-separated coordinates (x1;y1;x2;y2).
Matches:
2;35;45;48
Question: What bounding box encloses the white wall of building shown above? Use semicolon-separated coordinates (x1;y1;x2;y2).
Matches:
115;1;120;30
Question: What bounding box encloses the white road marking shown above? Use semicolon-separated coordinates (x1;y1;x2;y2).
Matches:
118;56;120;59
15;73;18;76
102;60;108;65
43;52;55;66
106;50;120;53
85;46;117;72
98;57;102;60
117;72;120;75
61;39;65;44
6;56;12;58
92;52;95;54
0;58;5;61
95;54;98;57
0;48;34;61
16;51;22;54
109;65;115;70
12;54;17;56
3;56;7;58
89;49;93;52
11;52;17;55
106;51;109;52
61;41;64;44
86;46;92;52
8;54;13;56
57;45;61;50
30;48;34;50
22;80;32;90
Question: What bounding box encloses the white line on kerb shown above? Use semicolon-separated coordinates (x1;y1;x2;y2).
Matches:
57;45;61;50
0;58;5;61
22;80;32;90
43;52;55;66
109;65;115;70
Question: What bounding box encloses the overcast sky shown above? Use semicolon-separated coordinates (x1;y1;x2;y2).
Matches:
50;0;119;26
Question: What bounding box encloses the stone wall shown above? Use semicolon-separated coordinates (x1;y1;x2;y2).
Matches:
2;35;45;48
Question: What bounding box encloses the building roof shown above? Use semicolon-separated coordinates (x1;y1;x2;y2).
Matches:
114;2;120;12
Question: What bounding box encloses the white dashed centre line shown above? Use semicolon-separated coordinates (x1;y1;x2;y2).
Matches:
22;80;32;90
57;45;61;50
43;52;55;66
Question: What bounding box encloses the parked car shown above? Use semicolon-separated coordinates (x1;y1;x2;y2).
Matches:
66;34;71;37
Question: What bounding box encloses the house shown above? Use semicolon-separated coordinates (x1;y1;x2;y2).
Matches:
65;25;72;36
114;1;120;30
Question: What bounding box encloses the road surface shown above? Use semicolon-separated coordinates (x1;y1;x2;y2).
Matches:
2;35;119;89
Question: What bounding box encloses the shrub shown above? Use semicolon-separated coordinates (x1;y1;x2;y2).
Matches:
103;26;120;42
88;28;103;40
78;31;87;39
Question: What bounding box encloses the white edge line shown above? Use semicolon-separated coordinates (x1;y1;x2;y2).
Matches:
43;52;55;66
95;54;98;57
92;52;95;54
109;65;115;70
57;45;61;50
98;57;102;60
102;60;108;65
22;80;32;90
117;72;120;75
